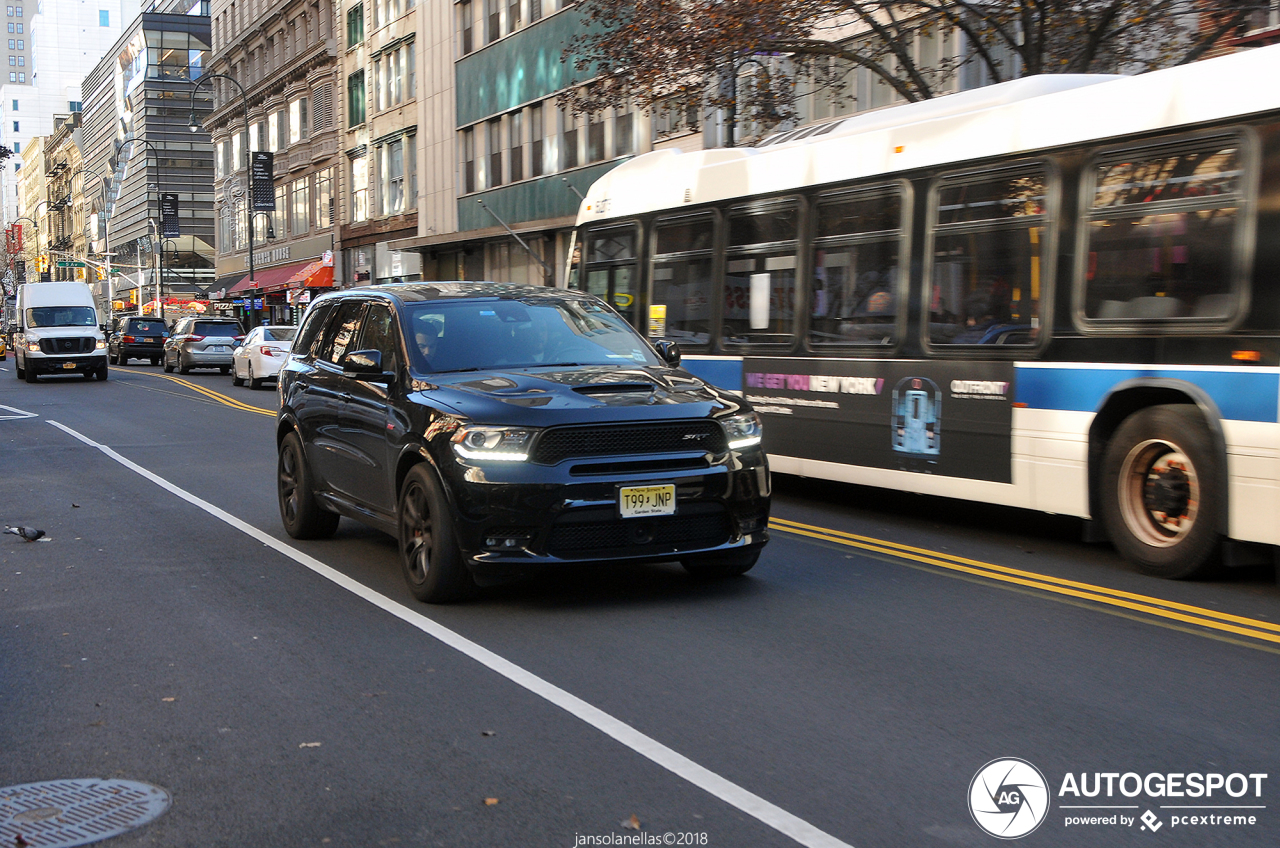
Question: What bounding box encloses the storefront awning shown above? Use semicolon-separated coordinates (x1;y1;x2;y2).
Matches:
226;258;333;295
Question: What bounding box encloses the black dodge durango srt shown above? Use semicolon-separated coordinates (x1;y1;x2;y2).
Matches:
276;283;770;603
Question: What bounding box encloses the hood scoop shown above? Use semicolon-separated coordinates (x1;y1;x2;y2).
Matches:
572;382;658;396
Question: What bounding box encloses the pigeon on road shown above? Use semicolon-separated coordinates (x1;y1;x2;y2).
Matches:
4;525;46;542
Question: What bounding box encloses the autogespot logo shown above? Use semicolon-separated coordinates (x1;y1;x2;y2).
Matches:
969;758;1051;839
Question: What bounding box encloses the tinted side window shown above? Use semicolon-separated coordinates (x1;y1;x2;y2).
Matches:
1081;136;1246;322
294;300;337;357
318;301;366;365
929;167;1049;346
356;303;398;370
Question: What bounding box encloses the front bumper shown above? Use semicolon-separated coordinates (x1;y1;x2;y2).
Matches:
28;354;107;376
442;449;771;575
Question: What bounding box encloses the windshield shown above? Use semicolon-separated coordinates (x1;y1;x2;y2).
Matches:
26;306;98;328
125;321;166;334
405;297;661;373
263;327;298;342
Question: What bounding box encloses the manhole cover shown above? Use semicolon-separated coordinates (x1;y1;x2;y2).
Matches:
0;779;170;847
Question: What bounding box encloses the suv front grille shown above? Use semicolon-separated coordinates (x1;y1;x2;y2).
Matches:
40;337;95;354
545;504;731;559
532;421;727;464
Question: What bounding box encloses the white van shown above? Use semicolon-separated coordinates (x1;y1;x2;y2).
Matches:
13;282;109;382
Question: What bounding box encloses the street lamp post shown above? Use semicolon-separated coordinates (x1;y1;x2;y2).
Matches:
188;73;256;331
13;198;49;283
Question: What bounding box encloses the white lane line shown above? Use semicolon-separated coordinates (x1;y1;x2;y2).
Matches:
0;403;37;420
47;419;855;848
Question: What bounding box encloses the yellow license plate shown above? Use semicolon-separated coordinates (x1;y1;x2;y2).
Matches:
62;362;77;370
618;484;675;518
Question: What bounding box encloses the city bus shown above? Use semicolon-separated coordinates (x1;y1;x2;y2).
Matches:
568;43;1280;579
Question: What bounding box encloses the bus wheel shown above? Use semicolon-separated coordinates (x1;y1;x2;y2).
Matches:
1100;405;1221;579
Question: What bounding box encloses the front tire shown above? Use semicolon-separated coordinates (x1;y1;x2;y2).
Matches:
398;464;475;603
277;431;340;539
1100;405;1221;579
681;546;762;578
23;359;36;383
95;362;109;381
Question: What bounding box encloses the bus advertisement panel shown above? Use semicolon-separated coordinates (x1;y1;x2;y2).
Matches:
743;359;1014;483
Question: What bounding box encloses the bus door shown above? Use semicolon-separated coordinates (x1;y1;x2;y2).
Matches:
577;225;639;327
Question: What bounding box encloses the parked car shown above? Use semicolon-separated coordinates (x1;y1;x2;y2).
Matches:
276;283;771;603
232;325;297;388
163;316;244;375
108;316;169;366
0;332;6;361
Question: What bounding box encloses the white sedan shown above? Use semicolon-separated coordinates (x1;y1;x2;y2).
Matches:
232;325;298;389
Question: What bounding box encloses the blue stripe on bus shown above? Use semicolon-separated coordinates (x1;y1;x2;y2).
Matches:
682;357;744;392
1014;367;1279;422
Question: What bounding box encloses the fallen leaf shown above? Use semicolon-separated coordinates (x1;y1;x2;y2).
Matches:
162;697;175;702
299;742;322;748
484;798;499;806
622;814;641;830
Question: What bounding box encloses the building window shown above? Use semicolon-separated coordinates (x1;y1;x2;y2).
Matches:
485;0;499;42
11;140;16;153
459;0;472;54
380;137;406;215
7;57;12;66
289;97;307;144
530;103;543;178
7;39;13;49
215;140;225;179
507;0;519;32
587;111;604;163
6;23;10;32
99;9;109;25
487;119;502;188
351;154;368;222
562;110;578;170
530;0;541;21
461;127;475;194
615;111;634;157
346;3;363;47
347;70;365;127
291;177;310;234
231;131;243;172
509;110;523;182
317;167;332;229
15;7;21;17
5;8;11;17
16;71;22;83
273;183;287;238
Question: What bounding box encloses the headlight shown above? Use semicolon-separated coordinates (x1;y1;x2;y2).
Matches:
722;412;763;450
95;339;106;350
451;426;536;462
25;341;39;352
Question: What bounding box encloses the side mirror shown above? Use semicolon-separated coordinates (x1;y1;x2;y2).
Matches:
342;349;393;382
654;339;681;367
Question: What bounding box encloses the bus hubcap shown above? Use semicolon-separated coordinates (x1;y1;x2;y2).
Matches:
1120;439;1199;547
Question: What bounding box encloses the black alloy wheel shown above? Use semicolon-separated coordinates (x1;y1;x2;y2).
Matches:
277;431;340;539
397;464;475;603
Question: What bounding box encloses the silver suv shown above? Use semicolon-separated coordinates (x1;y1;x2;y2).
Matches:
163;316;244;375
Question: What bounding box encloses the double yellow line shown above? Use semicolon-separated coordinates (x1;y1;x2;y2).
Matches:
769;516;1280;648
156;374;275;417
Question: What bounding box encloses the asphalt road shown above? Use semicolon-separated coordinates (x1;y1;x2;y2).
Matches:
1;362;1277;848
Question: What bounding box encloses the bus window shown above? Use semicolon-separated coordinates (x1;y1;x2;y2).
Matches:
579;224;639;326
812;187;905;346
929;168;1048;346
723;203;798;346
651;213;714;347
1082;138;1245;322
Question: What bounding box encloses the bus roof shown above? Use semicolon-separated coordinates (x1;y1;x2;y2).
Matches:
576;43;1280;225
